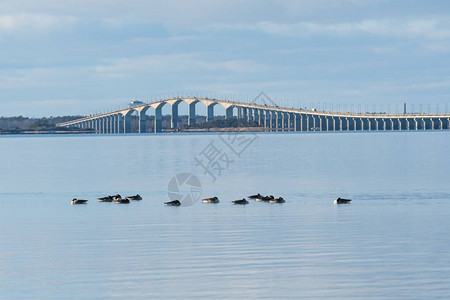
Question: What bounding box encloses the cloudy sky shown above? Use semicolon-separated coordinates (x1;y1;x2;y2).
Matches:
1;0;450;117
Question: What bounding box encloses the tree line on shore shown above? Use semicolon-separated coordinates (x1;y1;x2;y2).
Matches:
0;116;85;132
0;115;262;134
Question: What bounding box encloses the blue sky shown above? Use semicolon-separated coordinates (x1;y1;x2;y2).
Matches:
1;0;450;117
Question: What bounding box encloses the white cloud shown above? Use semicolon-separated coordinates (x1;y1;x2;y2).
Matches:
204;18;450;40
95;54;268;78
0;14;77;33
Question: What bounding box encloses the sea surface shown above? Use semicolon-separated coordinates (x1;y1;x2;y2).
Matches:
0;131;449;299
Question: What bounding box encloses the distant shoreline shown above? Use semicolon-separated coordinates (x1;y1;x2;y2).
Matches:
0;129;94;135
0;127;276;135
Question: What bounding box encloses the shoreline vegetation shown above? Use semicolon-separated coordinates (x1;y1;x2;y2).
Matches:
0;115;270;135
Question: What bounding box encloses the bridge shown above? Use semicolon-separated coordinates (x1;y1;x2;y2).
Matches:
57;97;450;133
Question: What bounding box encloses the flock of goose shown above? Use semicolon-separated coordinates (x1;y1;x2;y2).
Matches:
164;193;285;206
71;194;142;204
72;194;352;206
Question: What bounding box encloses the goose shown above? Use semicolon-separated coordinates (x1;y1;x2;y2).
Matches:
232;198;249;205
334;197;352;204
248;193;262;199
72;198;88;205
269;197;285;203
255;195;274;202
165;200;181;206
112;194;122;200
202;196;219;203
114;197;130;204
126;194;142;201
97;196;113;202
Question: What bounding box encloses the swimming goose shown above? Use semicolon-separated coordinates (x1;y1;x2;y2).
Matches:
165;200;181;206
248;193;262;199
114;197;130;204
255;195;274;202
269;197;285;203
334;197;352;204
232;198;249;205
97;196;113;202
126;194;142;201
72;198;88;204
202;197;219;203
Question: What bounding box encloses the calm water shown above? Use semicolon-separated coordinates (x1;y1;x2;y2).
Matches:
0;131;449;299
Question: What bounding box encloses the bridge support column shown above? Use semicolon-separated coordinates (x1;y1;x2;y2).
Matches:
139;111;147;133
207;104;214;122
93;119;98;133
237;107;242;119
103;117;108;134
155;106;162;133
431;118;435;130
171;104;179;129
112;115;117;133
243;108;248;121
301;114;307;131
295;114;300;131
98;119;103;134
287;113;291;131
226;107;234;119
248;108;254;122
124;114;131;133
118;115;124;133
276;112;281;131
256;109;261;126
268;111;272;129
108;116;112;133
188;102;196;126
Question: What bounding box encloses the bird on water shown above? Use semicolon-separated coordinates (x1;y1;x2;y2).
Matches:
334;197;352;204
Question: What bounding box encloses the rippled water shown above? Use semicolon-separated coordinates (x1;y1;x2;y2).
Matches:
1;132;449;299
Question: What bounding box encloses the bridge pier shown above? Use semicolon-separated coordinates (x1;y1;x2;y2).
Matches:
102;117;107;134
188;102;196;126
155;105;163;133
225;107;234;119
207;104;214;122
256;109;262;126
139;111;147;133
294;114;300;131
170;104;178;129
248;107;252;122
327;116;331;131
117;114;123;133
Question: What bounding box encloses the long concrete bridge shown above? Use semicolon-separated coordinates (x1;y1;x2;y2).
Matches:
57;97;450;133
